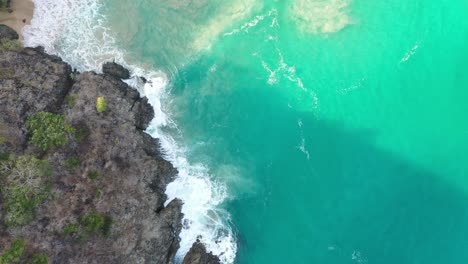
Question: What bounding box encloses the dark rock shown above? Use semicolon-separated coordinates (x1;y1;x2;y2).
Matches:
0;24;19;40
0;0;10;9
133;97;154;130
182;240;221;264
0;46;183;264
102;61;131;79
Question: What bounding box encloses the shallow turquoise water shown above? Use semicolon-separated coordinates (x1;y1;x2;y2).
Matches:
105;0;468;263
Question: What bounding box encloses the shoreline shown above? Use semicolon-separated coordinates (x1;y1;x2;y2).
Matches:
0;0;34;40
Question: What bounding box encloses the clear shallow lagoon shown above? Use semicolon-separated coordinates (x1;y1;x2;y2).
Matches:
26;0;468;263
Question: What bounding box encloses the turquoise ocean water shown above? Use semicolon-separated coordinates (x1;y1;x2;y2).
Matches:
25;0;468;263
106;0;468;263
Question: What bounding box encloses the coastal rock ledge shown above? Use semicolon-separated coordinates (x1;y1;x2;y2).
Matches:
0;24;219;264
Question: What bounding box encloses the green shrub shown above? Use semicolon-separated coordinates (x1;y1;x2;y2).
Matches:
3;187;37;227
96;97;107;113
80;212;105;233
29;254;48;264
80;212;112;236
0;136;6;144
101;216;113;237
65;94;78;108
26;112;75;151
63;223;79;235
0;39;22;52
65;157;80;173
75;127;89;143
0;156;51;227
87;171;99;180
0;153;9;161
0;239;26;264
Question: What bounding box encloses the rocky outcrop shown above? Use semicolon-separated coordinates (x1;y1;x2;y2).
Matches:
0;0;10;9
0;24;18;40
102;61;131;79
182;241;221;264
0;25;184;263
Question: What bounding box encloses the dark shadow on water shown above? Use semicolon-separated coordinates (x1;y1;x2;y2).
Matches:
170;54;468;264
229;100;468;264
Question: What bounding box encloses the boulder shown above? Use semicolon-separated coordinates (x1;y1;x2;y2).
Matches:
0;24;19;40
182;240;221;264
102;61;131;79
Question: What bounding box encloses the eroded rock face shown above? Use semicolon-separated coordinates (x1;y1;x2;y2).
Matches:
0;31;183;263
102;61;131;79
0;24;18;40
182;241;221;264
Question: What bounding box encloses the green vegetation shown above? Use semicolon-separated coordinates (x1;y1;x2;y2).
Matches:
65;94;78;108
0;239;26;264
0;0;8;9
26;112;75;151
0;39;22;52
96;97;107;113
0;136;6;144
65;157;80;173
80;212;105;233
0;153;9;161
80;212;112;237
0;156;52;227
63;223;79;235
75;127;89;143
29;254;48;264
87;171;99;180
63;212;112;240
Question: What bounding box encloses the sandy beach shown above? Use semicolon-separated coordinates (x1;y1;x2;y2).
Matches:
0;0;34;40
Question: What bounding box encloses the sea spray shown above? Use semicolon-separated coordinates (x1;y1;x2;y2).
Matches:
23;0;237;262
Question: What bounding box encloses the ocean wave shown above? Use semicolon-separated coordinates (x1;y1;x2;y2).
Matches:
400;43;419;63
23;0;236;263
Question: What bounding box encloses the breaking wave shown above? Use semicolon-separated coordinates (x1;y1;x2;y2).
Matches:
23;0;237;263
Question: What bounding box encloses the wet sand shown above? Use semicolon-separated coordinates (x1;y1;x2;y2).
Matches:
0;0;34;40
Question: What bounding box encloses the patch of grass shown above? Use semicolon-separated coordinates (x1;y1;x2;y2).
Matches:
75;127;89;143
0;136;6;144
87;171;99;180
26;112;75;151
96;97;107;113
80;212;112;237
29;254;48;264
0;155;52;227
0;239;26;264
0;39;22;52
65;94;78;108
80;212;105;233
65;157;80;173
63;223;79;235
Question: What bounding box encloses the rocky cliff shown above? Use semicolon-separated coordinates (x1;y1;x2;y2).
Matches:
0;24;220;264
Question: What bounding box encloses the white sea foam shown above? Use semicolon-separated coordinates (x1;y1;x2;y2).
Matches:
290;0;352;34
400;43;419;63
23;0;236;263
